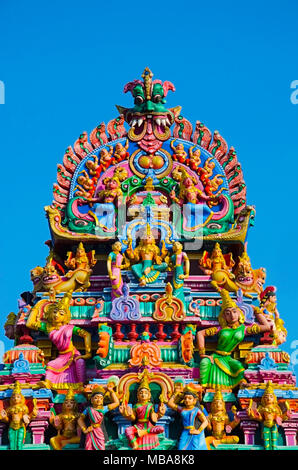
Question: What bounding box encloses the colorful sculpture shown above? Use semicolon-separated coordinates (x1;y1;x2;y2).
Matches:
86;167;128;233
78;384;119;450
234;245;266;296
0;382;38;450
31;243;96;295
107;241;129;299
1;68;296;452
247;382;291;450
125;225;168;286
119;373;166;450
49;389;80;450
197;289;272;388
26;292;92;390
167;385;208;450
205;387;240;449
168;241;190;308
200;243;239;293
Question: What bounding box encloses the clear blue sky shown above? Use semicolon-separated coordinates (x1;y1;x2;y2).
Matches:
0;0;298;370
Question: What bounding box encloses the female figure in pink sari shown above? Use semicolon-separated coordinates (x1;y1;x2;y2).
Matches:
78;384;119;450
26;292;92;390
107;241;130;300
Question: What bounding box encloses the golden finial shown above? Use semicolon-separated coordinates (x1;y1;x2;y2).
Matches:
12;381;22;395
138;369;151;391
65;388;76;401
144;177;154;191
213;385;223;401
142;67;153;100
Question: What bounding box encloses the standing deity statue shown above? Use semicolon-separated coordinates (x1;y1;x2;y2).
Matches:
168;241;190;308
247;382;291;450
0;381;38;450
107;241;130;300
78;383;119;450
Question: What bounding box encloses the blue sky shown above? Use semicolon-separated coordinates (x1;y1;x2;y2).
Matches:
0;0;298;370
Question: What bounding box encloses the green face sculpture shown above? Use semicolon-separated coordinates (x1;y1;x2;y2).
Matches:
117;68;177;153
131;83;168;114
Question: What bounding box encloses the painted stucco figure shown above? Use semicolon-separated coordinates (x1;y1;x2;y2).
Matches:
119;374;166;450
197;289;272;388
0;382;38;450
26;293;92;390
167;385;208;450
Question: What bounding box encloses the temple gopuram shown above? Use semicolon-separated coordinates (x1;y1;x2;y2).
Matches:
1;68;298;451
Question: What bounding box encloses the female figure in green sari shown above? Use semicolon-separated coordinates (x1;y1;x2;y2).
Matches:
197;289;272;389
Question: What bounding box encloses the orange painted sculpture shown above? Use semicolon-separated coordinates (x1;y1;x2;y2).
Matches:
234;245;266;296
205;387;240;449
31;243;96;295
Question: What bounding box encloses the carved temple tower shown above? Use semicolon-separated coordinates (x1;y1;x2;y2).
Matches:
1;68;297;451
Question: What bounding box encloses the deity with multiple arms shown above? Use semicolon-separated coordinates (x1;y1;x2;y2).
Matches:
119;374;166;450
125;224;168;287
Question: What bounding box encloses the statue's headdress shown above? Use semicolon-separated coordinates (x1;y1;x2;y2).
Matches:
10;381;25;404
91;386;106;397
44;292;72;324
137;370;151;392
261;381;277;405
218;289;245;327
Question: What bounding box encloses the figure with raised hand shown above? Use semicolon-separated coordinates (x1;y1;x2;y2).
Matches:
78;383;119;450
167;384;208;450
